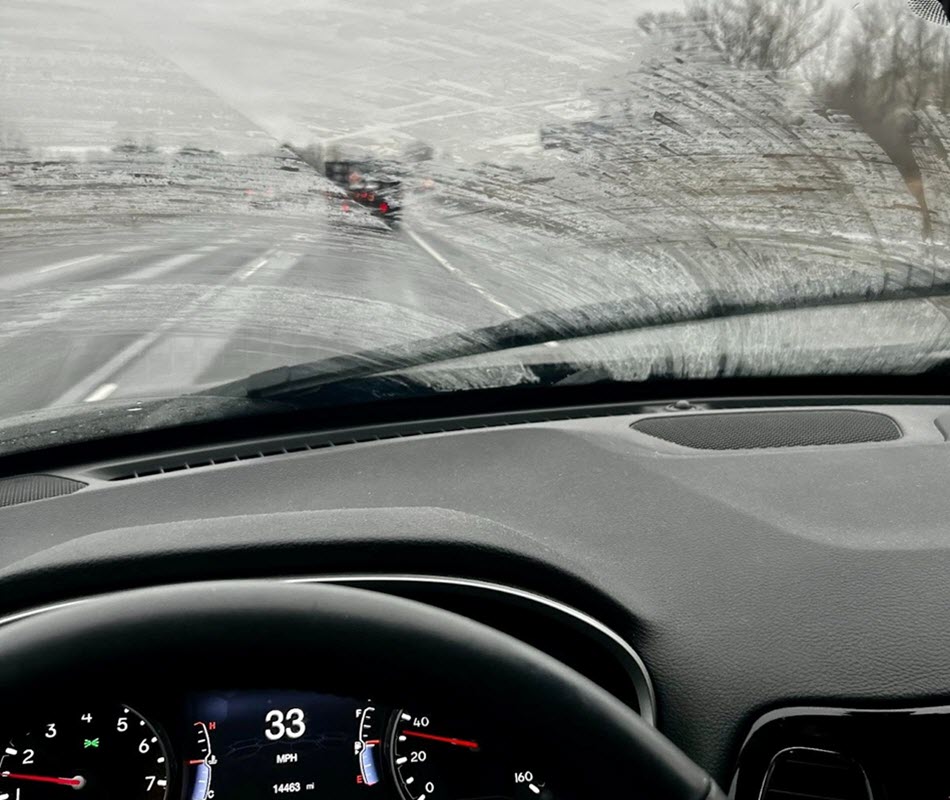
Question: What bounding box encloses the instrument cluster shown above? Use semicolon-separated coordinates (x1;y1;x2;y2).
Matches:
0;691;552;800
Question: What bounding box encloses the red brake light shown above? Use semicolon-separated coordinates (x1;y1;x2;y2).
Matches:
379;202;389;214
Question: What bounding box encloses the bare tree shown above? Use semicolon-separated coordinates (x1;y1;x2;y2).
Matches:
818;0;950;115
674;0;950;227
812;0;950;229
639;0;950;228
686;0;840;72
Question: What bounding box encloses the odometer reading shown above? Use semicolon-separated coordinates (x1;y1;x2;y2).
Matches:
0;704;169;800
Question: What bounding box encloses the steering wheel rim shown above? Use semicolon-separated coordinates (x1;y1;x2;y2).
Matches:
0;581;722;800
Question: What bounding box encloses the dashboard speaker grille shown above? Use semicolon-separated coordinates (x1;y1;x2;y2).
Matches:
0;474;86;508
761;748;871;800
632;409;901;450
907;0;950;26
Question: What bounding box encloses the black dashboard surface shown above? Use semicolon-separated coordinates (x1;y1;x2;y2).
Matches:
2;404;950;786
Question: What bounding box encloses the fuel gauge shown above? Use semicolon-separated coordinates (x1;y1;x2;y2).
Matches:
355;706;381;787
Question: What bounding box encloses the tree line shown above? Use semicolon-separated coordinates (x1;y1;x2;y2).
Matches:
641;0;950;216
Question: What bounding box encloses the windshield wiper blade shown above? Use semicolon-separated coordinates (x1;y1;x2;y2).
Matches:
203;274;950;403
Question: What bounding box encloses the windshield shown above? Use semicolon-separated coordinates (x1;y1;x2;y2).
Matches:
3;0;950;432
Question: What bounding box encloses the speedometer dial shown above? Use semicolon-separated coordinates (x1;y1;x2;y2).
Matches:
0;704;170;800
391;710;486;800
390;709;549;800
390;710;551;800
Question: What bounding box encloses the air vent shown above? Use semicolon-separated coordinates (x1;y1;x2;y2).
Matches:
631;409;901;450
99;401;709;482
761;748;871;800
103;428;432;481
0;474;86;508
96;408;592;482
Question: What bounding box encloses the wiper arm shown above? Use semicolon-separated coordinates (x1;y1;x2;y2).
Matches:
203;273;950;403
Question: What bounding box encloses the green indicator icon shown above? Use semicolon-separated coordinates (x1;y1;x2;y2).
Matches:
83;738;99;749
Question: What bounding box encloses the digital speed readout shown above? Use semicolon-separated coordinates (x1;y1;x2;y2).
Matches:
184;692;549;800
186;693;355;800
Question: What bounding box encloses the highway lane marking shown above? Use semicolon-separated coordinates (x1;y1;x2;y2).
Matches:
404;229;460;274
36;253;104;274
404;228;520;318
49;248;280;406
128;252;206;281
50;315;204;406
23;244;222;285
98;250;304;396
241;258;269;280
83;383;117;403
240;251;301;281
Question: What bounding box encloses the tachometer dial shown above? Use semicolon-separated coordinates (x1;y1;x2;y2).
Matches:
0;704;170;800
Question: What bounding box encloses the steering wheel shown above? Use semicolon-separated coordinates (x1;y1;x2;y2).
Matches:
0;581;723;800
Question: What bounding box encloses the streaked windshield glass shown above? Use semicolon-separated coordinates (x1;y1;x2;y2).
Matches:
2;0;950;426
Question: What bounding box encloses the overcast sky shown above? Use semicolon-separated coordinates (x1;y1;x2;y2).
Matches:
75;0;688;156
6;0;888;158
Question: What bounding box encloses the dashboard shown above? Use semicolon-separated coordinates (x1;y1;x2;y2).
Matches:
5;401;950;800
0;692;546;800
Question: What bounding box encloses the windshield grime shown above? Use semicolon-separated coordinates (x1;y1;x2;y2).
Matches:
3;0;950;433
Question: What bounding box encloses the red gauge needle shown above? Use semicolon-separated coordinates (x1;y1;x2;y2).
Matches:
1;773;85;789
401;730;480;750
